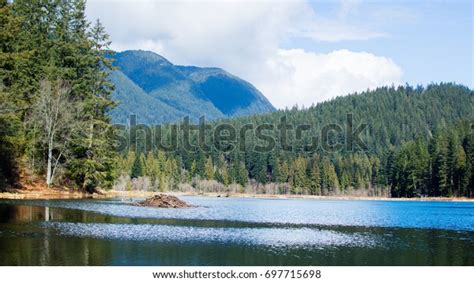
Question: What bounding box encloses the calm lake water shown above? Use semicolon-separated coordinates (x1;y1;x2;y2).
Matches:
0;196;473;266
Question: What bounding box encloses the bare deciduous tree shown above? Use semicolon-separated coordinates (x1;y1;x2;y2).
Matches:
32;80;79;187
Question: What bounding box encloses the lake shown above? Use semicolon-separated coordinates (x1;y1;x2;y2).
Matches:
0;196;473;266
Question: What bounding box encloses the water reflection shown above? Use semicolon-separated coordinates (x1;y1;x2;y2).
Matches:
0;200;473;266
2;197;473;231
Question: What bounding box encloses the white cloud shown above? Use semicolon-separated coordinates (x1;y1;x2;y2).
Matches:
291;19;388;42
258;49;403;108
86;0;403;109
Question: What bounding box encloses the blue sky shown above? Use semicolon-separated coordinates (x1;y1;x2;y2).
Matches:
296;0;473;88
87;0;473;108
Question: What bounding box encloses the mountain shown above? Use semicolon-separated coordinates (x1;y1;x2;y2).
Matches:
108;50;275;124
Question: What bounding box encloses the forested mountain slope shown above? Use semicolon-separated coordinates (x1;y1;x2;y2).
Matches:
118;83;474;198
108;50;275;124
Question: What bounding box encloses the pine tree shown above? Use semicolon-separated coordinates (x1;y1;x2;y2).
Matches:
144;152;160;187
217;154;231;186
0;0;29;189
309;158;321;195
204;156;214;180
463;132;474;197
275;158;289;183
251;153;268;184
236;161;248;187
434;135;449;196
130;154;143;179
320;158;340;195
67;16;117;191
455;145;468;196
189;160;197;181
291;156;308;194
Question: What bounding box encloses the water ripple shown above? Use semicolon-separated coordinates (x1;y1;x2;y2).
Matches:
45;222;380;249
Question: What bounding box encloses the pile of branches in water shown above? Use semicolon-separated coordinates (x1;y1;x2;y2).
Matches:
131;194;192;208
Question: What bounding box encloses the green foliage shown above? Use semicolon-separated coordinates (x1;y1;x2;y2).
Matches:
0;0;31;189
309;157;321;195
130;154;143;179
0;0;117;191
117;84;473;197
204;157;214;180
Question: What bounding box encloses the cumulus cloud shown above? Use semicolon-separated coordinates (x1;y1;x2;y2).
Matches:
86;0;403;109
259;49;403;108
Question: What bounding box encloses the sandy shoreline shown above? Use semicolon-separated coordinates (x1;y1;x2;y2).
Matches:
0;188;473;202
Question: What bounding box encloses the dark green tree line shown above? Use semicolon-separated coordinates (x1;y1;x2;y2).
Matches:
116;84;473;197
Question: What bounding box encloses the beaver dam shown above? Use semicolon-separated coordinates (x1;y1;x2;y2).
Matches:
131;194;192;208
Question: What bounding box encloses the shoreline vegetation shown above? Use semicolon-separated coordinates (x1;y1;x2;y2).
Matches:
1;187;472;202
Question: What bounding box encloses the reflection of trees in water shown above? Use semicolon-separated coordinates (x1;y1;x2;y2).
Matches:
0;204;100;265
39;206;50;265
0;205;43;222
0;204;473;265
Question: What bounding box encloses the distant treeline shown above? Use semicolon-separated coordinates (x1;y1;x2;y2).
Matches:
117;84;474;198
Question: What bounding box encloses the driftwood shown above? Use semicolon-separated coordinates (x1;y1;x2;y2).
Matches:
131;194;191;208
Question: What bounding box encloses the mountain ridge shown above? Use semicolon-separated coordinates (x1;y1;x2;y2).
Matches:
108;50;275;124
